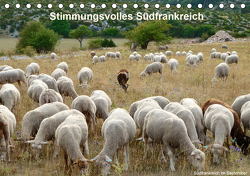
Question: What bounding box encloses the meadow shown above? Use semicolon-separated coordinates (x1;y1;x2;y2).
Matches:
0;38;250;176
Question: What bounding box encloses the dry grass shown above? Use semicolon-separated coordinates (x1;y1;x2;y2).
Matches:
0;40;250;175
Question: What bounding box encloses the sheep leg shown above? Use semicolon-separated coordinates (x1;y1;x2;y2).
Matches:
18;80;21;87
114;151;118;164
64;152;69;172
53;139;58;158
123;144;129;171
226;135;231;149
165;144;175;171
85;140;89;155
160;145;167;163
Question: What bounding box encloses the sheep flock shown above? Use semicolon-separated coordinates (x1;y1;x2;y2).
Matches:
0;41;250;175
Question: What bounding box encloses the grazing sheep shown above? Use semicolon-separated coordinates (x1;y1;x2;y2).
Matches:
197;52;203;62
143;109;205;171
176;51;181;57
160;54;168;64
153;55;161;62
180;98;212;145
50;52;57;61
0;65;9;72
92;56;99;64
202;99;250;155
231;94;250;117
117;69;129;92
0;84;20;112
133;51;137;56
129;54;135;61
99;55;106;62
211;48;216;53
188;50;193;54
221;53;230;61
159;46;167;51
92;108;136;175
148;53;154;61
165;51;172;56
105;52;111;58
26;63;40;78
71;95;97;133
232;51;237;55
211;62;229;86
164;102;201;145
78;67;93;89
56;76;78;99
37;73;59;92
115;52;121;59
55;114;92;175
144;54;150;61
57;62;68;74
27;75;38;87
140;62;163;80
26;110;84;158
27;79;49;103
39;89;63;106
0;69;27;86
134;54;141;61
203;104;233;164
225;55;239;68
222;45;229;50
182;51;187;56
51;68;67;81
240;102;250;134
186;55;199;66
90;51;96;57
168;58;179;73
0;105;16;163
2;66;13;71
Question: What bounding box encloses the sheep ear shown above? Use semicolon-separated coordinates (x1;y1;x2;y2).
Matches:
190;152;195;156
92;156;98;161
25;140;35;144
105;155;112;163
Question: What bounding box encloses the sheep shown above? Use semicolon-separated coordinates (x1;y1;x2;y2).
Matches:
134;99;161;137
168;58;179;73
180;98;212;145
55;114;92;175
148;53;154;61
27;75;38;87
0;105;16;163
26;63;40;78
0;84;20;112
164;102;202;146
0;69;27;86
16;102;69;148
176;51;181;57
90;51;96;57
153;55;161;62
2;66;13;71
71;95;97;133
92;56;99;64
222;45;229;50
129;96;170;118
225;55;239;68
90;90;111;121
0;65;9;72
115;52;121;59
134;54;141;61
144;54;150;61
39;89;63;106
50;52;57;61
210;52;221;60
197;52;203;62
143;109;205;171
165;51;172;56
159;46;167;51
51;68;66;81
133;51;137;56
203;104;233;164
25;109;84;158
129;54;135;61
240;102;250;135
186;55;199;66
78;67;93;89
56;76;78;99
211;48;216;53
37;73;59;92
202;99;250;155
221;53;230;61
92;108;136;175
99;55;106;62
182;51;187;56
117;69;129;92
231;93;250;117
211;62;229;86
27;79;48;103
165;44;169;50
105;52;111;58
57;62;68;74
140;62;163;80
160;54;168;64
232;51;237;55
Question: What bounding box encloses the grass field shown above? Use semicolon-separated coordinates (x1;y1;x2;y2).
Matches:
0;38;250;175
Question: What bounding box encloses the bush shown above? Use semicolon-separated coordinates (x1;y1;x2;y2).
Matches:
102;39;116;47
200;33;209;42
232;32;248;38
88;38;116;49
20;46;37;57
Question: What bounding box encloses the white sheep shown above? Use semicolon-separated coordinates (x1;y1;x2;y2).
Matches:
153;55;161;62
188;50;193;54
99;55;106;62
164;102;202;145
165;51;172;56
182;51;187;56
143;109;205;171
25;109;84;158
27;79;49;103
26;63;40;78
37;73;59;92
168;58;179;73
222;45;229;50
144;54;150;61
51;68;66;81
27;75;38;87
0;69;27;86
240;101;250;134
232;51;237;55
203;104;233;164
2;66;13;71
0;65;9;72
91;90;112;121
186;55;199;66
39;89;63;106
115;52;121;59
160;54;168;64
197;52;203;62
0;105;16;163
211;62;229;86
134;54;141;61
180;98;212;145
176;51;181;56
91;51;96;57
50;52;57;61
220;53;230;61
105;52;111;58
78;67;93;89
56;76;78;99
231;94;250;117
140;62;163;80
210;52;221;60
57;62;68;74
129;54;135;61
211;48;216;53
225;55;239;68
158;46;167;50
92;56;99;64
0;84;20;112
92;108;136;175
148;53;154;61
71;95;97;133
55;114;92;175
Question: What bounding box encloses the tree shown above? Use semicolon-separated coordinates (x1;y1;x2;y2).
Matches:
69;25;93;48
183;25;195;38
125;20;172;49
50;20;71;38
16;21;60;53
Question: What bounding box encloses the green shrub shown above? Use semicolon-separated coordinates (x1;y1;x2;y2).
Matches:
22;46;37;57
0;51;5;56
200;33;209;42
102;39;116;47
232;32;248;38
88;38;103;49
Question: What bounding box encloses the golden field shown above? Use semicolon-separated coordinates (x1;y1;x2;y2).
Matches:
0;39;250;176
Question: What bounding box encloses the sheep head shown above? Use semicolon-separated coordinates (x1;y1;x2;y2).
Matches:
188;149;205;171
92;155;112;176
73;158;93;174
207;143;230;164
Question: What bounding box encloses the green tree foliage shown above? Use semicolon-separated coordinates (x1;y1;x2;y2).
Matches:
183;25;195;38
50;20;71;38
69;25;93;48
88;38;116;49
195;25;214;37
125;20;172;49
102;28;119;37
16;21;60;53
